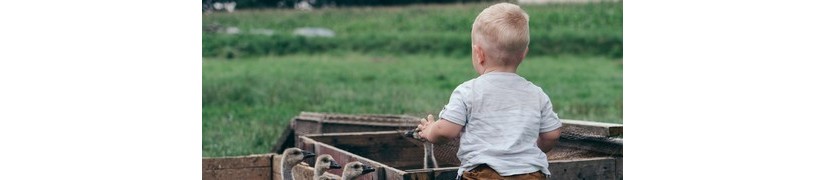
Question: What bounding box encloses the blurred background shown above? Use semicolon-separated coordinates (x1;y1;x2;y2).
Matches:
202;0;622;157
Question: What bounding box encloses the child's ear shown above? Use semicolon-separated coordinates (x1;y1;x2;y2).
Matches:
473;45;486;65
521;47;529;59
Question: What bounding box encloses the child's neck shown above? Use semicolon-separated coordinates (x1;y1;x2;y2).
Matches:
480;65;518;75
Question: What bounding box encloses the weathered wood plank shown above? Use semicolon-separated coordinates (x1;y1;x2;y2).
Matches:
298;112;421;127
305;131;460;168
203;167;272;180
292;119;408;137
305;131;412;147
558;133;623;156
202;154;274;170
272;155;282;180
201;153;276;180
561;119;623;137
549;157;617;180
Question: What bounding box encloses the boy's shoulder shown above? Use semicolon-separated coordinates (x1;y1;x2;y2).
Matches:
453;78;478;90
454;76;548;96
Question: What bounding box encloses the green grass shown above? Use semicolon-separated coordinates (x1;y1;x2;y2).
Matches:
204;3;622;34
202;54;622;157
202;2;622;58
202;2;622;157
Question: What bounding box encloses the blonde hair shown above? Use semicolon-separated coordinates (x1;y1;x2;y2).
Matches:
472;3;530;66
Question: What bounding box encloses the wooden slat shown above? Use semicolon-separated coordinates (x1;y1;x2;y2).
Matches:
203;167;272;180
561;119;623;137
549;157;617;180
202;154;274;170
272;155;282;180
292;119;409;136
202;154;275;180
558;133;623;155
298;112;421;127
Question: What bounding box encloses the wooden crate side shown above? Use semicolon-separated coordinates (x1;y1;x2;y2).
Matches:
322;123;408;134
273;112;420;152
304;131;427;169
383;167;408;180
203;154;273;170
299;112;421;127
296;131;621;180
289;119;408;153
558;134;623;156
301;136;407;180
202;154;274;180
292;119;321;135
272;155;282;180
548;145;608;161
294;118;409;134
549;157;617;180
203;167;272;180
561;119;623;137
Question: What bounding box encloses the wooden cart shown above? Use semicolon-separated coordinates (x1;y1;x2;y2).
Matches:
273;112;621;153
296;131;621;180
204;112;622;180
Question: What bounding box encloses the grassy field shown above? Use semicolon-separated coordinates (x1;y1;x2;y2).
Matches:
203;54;622;157
202;2;622;157
202;2;622;58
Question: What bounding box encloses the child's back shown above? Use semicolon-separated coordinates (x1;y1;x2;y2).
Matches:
440;72;560;176
416;3;563;179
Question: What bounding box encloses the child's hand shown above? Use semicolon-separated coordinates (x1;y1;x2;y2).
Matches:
416;114;436;141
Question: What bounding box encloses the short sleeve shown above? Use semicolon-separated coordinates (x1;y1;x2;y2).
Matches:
439;83;469;126
540;94;562;133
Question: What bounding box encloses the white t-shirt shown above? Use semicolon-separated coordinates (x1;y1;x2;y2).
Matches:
439;72;562;177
